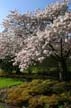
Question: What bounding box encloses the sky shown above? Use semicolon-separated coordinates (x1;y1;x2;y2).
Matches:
0;0;70;31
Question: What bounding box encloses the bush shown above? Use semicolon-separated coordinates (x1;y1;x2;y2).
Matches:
1;79;71;107
29;95;60;108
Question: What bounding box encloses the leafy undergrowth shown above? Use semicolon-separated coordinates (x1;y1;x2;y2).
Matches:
0;77;23;88
0;79;71;108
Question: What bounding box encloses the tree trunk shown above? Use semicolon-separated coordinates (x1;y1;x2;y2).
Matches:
60;59;68;81
59;38;68;81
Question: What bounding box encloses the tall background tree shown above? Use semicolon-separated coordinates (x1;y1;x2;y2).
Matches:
13;0;71;81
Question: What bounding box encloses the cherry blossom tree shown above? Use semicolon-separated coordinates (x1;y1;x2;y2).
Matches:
0;0;70;80
13;0;71;81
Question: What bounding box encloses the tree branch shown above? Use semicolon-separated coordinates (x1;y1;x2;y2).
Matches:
48;43;60;60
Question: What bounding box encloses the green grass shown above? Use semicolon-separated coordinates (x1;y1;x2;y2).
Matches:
0;106;5;108
0;77;23;88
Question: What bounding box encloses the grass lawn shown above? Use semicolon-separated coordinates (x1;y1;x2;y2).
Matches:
0;77;23;88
